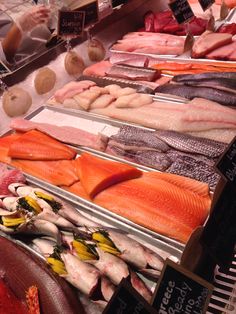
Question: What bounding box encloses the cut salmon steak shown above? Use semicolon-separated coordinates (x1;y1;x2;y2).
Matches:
8;130;76;161
78;152;142;198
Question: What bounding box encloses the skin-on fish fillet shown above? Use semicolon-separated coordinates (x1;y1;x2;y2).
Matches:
94;174;210;243
8;130;76;161
10;118;108;151
188;128;236;144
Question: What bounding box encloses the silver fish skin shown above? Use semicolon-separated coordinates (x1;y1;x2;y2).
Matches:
32;237;55;256
134;150;172;171
173;72;236;82
114;125;170;152
8;184;100;228
155;130;226;158
156;84;236;107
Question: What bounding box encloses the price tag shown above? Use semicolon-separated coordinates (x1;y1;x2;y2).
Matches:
152;259;213;313
198;0;215;11
112;0;128;8
76;0;98;26
169;0;195;24
216;136;236;184
58;10;85;37
103;277;157;314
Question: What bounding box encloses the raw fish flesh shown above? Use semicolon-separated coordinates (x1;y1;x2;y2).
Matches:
94;173;210;243
83;61;112;77
191;31;232;58
11;159;79;186
62;182;91;200
8;130;76;161
0;163;25;195
78;153;142;198
10;118;108;152
188;129;236;143
206;41;236;61
73;89;101;110
156;84;236;107
154;130;226;157
89;94;116;110
0;133;22;164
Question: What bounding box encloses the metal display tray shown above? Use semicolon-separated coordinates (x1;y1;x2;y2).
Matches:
2;103;192;251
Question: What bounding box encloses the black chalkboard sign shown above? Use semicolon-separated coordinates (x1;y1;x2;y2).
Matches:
112;0;128;8
77;0;98;26
58;10;85;37
169;0;194;24
198;0;215;11
216;136;236;184
152;259;213;313
0;61;10;76
103;277;157;314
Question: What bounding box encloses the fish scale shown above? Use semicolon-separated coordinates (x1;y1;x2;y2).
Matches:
155;130;227;158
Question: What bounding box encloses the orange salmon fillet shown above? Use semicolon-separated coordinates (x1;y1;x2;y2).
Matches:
8;130;76;161
11;159;79;186
62;182;90;200
78;153;142;198
94;176;210;243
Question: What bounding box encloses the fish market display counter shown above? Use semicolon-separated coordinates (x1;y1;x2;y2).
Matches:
0;0;236;313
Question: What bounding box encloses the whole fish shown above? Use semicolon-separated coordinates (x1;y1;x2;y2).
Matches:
8;183;100;227
154;130;226;158
156;84;236;107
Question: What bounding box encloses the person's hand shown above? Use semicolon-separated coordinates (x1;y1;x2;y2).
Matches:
15;5;51;34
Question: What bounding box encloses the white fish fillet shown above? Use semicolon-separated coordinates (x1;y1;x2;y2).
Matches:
89;94;116;109
188;129;236;143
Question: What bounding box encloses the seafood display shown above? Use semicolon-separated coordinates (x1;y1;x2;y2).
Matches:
143;10;208;35
0;178;176;308
155;72;236;106
111;32;186;56
108;125;224;187
0;142;211;243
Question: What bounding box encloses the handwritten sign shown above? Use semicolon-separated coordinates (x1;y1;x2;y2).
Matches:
216;136;236;184
103;277;157;314
112;0;128;8
169;0;194;24
152;259;213;313
58;10;85;37
198;0;215;11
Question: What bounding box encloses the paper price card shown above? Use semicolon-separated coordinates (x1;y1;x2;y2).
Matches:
152;259;213;314
169;0;194;24
58;10;85;37
198;0;215;11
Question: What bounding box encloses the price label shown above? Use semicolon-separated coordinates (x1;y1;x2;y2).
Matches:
58;10;85;37
103;277;157;314
77;0;98;26
216;136;236;184
198;0;215;11
152;259;213;313
169;0;194;24
112;0;128;8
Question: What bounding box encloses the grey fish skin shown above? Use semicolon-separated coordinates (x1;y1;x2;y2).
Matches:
154;130;226;158
134;151;172;171
114;125;170;152
155;84;236;107
166;149;216;166
166;155;220;189
181;78;236;94
173;72;236;82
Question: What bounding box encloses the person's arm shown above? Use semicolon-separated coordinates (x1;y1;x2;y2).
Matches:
2;23;22;62
2;5;50;63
